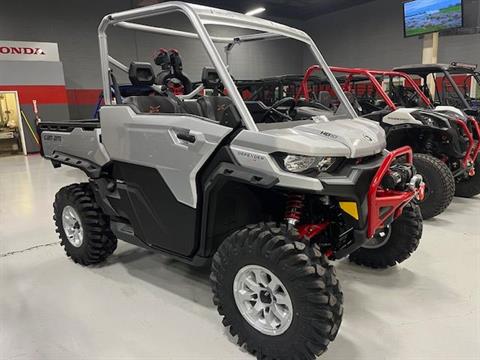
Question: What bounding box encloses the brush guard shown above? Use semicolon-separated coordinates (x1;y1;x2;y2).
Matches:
455;117;480;176
367;146;423;238
295;146;423;259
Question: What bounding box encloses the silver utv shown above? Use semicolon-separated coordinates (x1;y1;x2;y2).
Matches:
39;3;423;359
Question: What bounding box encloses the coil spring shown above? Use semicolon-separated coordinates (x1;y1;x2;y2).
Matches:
284;194;305;225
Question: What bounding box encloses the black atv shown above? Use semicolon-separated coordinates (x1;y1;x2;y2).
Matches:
394;62;480;198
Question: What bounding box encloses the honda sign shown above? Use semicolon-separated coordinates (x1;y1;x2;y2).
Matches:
0;41;59;62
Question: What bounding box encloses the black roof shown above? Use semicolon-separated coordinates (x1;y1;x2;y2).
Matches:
394;63;477;75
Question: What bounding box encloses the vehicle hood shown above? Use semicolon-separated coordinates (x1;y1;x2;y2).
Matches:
232;117;386;158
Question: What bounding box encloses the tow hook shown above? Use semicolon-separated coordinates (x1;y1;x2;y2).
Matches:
417;182;426;201
409;174;425;201
467;161;476;177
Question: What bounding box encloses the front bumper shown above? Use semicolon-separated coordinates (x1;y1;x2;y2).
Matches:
308;146;423;259
455;117;480;176
366;146;423;238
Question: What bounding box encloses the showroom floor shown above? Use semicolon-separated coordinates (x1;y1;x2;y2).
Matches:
1;154;479;360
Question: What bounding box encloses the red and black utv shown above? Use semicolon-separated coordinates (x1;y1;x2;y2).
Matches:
295;65;480;218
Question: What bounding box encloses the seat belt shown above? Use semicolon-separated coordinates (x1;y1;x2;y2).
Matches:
109;70;123;105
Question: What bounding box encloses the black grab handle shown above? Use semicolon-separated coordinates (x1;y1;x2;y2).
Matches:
176;132;196;143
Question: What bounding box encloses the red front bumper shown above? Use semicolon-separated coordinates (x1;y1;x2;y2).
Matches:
298;146;423;252
455;117;480;173
367;146;423;238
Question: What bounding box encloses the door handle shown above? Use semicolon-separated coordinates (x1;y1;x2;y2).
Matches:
176;131;196;143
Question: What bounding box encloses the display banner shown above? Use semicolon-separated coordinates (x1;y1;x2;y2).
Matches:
0;40;59;62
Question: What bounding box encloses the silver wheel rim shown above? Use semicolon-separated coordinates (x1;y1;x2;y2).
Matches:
62;205;84;248
363;225;391;249
233;265;293;336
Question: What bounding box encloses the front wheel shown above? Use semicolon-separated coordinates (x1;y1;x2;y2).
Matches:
53;183;117;265
413;153;455;219
349;203;422;269
211;222;343;360
455;158;480;198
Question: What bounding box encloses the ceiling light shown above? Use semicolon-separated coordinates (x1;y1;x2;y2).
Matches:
245;7;266;16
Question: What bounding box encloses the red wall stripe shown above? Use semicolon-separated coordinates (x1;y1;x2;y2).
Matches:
67;89;102;106
0;85;68;105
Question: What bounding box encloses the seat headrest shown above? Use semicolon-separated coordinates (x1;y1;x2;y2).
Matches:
154;49;171;69
169;50;183;73
202;67;221;89
129;62;155;86
318;91;332;108
154;48;183;72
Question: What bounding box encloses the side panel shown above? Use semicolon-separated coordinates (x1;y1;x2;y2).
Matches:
435;105;465;117
382;109;423;126
100;106;232;256
41;127;110;166
112;162;198;257
100;106;232;208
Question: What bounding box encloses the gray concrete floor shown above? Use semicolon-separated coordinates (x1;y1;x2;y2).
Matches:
1;154;479;360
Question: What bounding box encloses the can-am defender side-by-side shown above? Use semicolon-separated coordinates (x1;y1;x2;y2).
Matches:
393;62;480;198
297;65;479;219
38;3;423;359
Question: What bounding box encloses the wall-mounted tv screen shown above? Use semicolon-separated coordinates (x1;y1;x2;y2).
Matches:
403;0;463;37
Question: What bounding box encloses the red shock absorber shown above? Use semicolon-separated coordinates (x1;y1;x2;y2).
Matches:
284;194;305;225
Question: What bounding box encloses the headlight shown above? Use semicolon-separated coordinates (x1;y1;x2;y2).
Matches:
281;154;337;174
283;155;317;173
413;111;448;129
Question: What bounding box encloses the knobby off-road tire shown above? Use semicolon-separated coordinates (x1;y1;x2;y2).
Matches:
210;222;343;360
413;153;455;219
455;158;480;198
53;183;117;265
349;203;422;269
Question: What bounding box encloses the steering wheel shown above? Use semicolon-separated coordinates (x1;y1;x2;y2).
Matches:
262;97;297;123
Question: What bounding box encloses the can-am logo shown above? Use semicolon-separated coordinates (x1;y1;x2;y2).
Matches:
363;134;374;142
0;46;46;55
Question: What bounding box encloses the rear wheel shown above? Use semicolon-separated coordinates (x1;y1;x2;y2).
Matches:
211;222;343;360
53;183;117;265
349;203;422;269
455;158;480;198
413;153;454;219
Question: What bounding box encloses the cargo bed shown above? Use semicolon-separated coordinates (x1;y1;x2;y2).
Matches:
38;119;100;133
